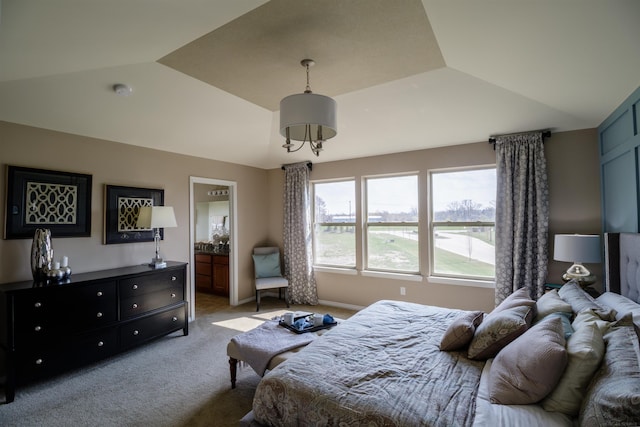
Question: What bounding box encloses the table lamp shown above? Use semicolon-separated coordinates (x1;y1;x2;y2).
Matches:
553;234;601;287
136;206;177;269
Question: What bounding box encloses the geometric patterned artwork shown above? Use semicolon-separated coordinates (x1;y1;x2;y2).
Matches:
25;182;78;224
104;185;163;245
117;197;152;231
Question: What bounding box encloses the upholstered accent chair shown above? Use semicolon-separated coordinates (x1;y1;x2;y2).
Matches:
252;247;289;311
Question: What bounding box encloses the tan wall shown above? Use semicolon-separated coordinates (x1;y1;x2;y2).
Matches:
0;121;602;313
267;129;602;312
0;121;270;304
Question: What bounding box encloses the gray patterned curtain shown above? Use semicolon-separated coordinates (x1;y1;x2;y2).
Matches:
494;132;549;305
282;162;318;305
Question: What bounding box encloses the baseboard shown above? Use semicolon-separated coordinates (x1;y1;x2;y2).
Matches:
317;299;364;311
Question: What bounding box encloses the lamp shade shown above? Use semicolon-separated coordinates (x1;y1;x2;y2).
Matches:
136;206;177;229
553;234;601;263
279;93;337;141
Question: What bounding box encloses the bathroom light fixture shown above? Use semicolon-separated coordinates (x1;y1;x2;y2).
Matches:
280;59;337;156
553;234;601;286
136;206;177;269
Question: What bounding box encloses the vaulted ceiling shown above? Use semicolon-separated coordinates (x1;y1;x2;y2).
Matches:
0;1;638;169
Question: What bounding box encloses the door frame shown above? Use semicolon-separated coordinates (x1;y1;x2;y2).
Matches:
189;176;238;319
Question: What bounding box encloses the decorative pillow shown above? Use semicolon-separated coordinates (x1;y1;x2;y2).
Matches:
252;252;282;278
439;311;484;351
535;290;573;322
571;309;611;335
489;316;567;405
558;280;617;321
542;322;605;416
492;287;537;317
467;305;532;360
540;311;573;340
579;315;640;426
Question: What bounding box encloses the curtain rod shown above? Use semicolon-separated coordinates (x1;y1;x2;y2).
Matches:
488;130;551;144
281;161;313;171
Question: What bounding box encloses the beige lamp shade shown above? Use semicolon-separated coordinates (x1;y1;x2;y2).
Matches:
136;206;177;229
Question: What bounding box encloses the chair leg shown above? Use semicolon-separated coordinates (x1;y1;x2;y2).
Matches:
285;288;290;308
256;290;260;312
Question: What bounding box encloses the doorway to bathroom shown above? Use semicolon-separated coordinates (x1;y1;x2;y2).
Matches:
189;176;237;319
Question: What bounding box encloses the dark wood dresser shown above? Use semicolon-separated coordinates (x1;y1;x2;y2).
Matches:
0;261;188;403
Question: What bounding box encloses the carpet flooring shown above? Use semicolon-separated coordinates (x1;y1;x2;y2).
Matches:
0;296;357;427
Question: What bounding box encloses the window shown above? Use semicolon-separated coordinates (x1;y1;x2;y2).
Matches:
365;174;419;273
312;180;356;267
430;167;496;280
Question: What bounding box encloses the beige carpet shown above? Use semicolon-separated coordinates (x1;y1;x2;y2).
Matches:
0;297;357;427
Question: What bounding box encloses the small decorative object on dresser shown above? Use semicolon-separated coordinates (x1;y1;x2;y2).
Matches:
0;261;188;403
30;228;53;280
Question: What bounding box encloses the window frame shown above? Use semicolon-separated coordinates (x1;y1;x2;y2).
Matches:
363;173;420;274
429;166;496;282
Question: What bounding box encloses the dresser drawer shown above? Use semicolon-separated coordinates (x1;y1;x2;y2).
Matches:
119;304;186;350
16;328;118;383
13;281;117;345
120;287;184;319
119;269;183;299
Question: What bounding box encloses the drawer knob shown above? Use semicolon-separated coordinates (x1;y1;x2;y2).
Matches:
34;325;42;332
132;284;138;290
97;341;104;347
97;291;103;297
96;312;103;318
34;302;42;308
133;330;139;336
132;303;138;309
35;358;43;365
171;293;176;298
171;276;177;281
172;316;178;322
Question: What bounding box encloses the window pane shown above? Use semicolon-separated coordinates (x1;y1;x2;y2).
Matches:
314;181;355;222
314;224;356;267
432;169;496;222
367;225;419;272
313;181;355;267
433;225;495;278
366;175;419;272
431;168;496;280
367;175;418;222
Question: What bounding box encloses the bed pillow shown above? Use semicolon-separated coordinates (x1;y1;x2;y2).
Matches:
467;305;532;360
492;287;537;316
596;291;640;327
539;311;573;340
571;309;611;335
252;252;282;278
535;290;573;322
439;311;484;351
542;321;605;416
558;280;617;321
579;315;640;425
489;316;567;405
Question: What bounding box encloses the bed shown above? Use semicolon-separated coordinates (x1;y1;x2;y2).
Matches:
246;232;640;426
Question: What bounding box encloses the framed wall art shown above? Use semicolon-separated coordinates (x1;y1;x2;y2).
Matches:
104;185;164;245
5;165;92;239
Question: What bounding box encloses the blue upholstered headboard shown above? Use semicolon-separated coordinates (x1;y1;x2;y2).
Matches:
604;232;640;303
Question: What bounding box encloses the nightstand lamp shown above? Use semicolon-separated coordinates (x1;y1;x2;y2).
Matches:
136;206;177;269
553;234;601;287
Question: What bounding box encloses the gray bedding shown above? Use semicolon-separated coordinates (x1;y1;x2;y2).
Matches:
252;300;485;427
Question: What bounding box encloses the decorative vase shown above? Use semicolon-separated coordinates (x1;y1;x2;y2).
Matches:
31;228;53;281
